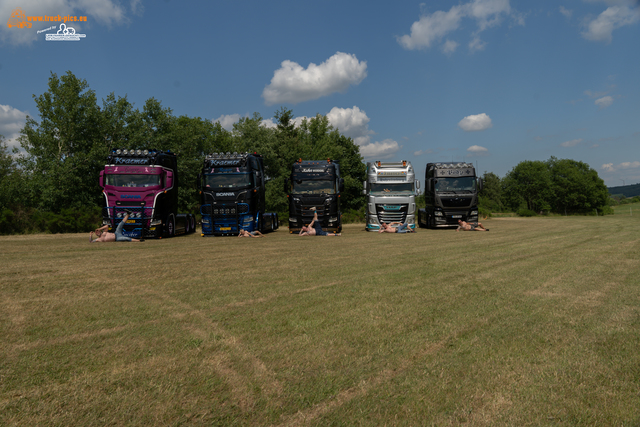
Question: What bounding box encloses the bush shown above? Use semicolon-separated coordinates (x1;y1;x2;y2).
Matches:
0;206;102;235
600;206;615;215
0;208;16;234
517;208;537;217
342;208;365;224
478;206;492;218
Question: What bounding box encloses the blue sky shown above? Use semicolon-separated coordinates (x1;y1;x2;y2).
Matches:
1;0;639;187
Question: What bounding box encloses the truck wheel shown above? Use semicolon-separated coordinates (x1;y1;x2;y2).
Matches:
190;215;196;233
166;214;175;237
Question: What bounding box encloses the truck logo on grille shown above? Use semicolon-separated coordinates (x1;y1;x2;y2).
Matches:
216;192;235;197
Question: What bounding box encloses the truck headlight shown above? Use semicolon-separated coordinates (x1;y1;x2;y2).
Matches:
434;211;443;217
289;217;297;223
470;210;478;216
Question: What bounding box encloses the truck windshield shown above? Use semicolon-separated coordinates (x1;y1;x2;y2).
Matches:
205;173;252;189
105;174;162;188
435;177;476;193
292;180;336;194
370;182;414;194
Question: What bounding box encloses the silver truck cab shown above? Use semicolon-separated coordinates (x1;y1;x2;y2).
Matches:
363;160;419;231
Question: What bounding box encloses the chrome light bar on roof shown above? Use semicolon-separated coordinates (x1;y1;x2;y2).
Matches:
112;149;157;156
205;151;250;160
434;162;474;168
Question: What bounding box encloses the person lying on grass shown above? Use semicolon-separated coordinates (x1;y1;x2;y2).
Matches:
378;222;414;233
456;219;489;231
238;229;264;238
298;208;341;236
90;211;142;242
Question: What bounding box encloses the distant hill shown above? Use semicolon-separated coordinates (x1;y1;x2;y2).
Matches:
608;183;640;198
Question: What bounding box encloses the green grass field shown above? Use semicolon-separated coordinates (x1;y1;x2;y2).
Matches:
1;214;639;426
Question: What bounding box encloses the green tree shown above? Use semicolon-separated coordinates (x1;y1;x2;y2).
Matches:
502;160;554;213
547;157;609;214
479;171;503;213
169;116;232;213
0;136;28;211
19;71;104;211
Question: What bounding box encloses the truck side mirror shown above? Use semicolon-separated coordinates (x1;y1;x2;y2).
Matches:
339;178;344;193
362;180;367;196
416;180;420;190
166;170;174;189
197;173;202;191
99;171;104;188
284;178;289;193
478;177;483;192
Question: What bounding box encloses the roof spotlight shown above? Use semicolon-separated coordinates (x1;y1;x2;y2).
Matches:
116;149;122;155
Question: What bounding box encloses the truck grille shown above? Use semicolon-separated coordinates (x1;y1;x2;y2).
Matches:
201;203;249;215
441;197;472;208
376;204;407;223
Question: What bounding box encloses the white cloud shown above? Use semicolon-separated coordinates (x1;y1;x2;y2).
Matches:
326;106;372;147
469;36;487;52
595;95;614;109
213;114;243;131
442;39;459;55
1;0;134;45
602;161;640;172
560;138;583;147
559;6;573;19
581;5;640;43
467;145;489;156
467;0;511;31
397;5;466;50
358;139;401;160
414;149;434;156
262;52;367;105
0;104;28;149
458;113;493;131
398;0;520;53
325;106;399;159
260;118;278;129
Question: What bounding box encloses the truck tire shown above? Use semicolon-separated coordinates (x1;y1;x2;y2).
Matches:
189;215;196;234
166;214;175;237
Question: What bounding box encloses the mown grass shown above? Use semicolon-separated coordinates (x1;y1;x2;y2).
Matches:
1;215;640;426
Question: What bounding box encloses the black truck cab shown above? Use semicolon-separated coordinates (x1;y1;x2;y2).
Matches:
285;159;344;233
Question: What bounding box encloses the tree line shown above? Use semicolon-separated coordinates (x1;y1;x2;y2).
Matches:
0;71;612;234
479;157;611;216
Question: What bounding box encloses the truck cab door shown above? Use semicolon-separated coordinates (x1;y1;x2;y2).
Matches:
165;170;174;190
